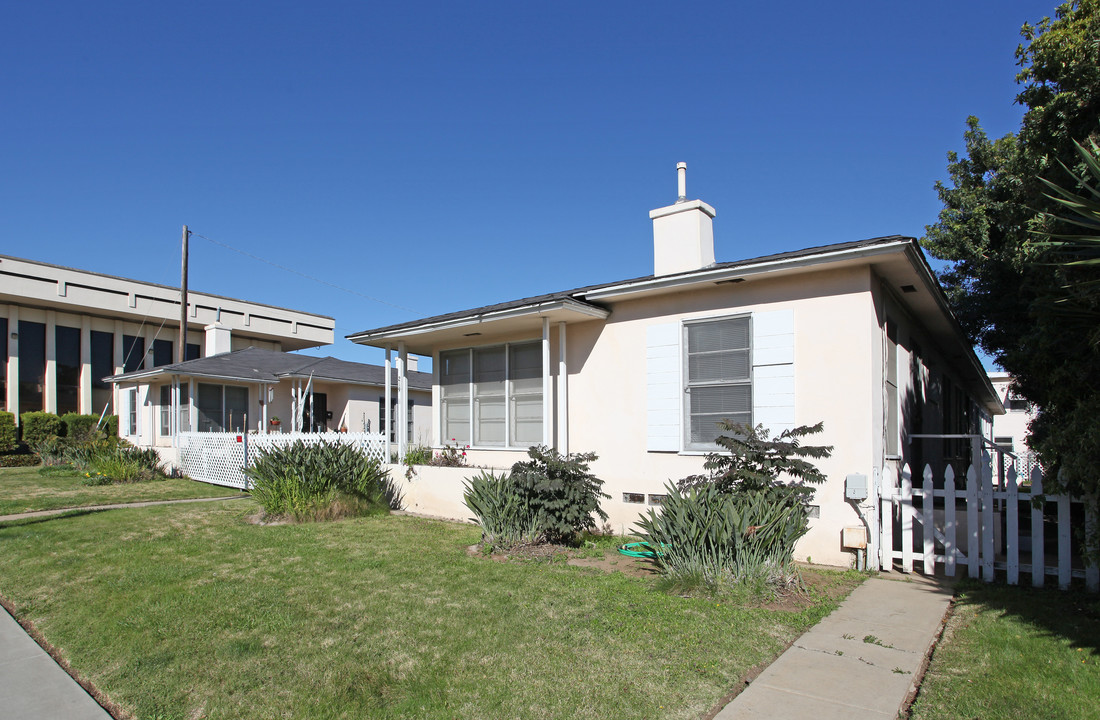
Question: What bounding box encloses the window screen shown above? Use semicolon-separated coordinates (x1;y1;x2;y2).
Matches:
474;347;506;446
160;385;172;436
440;349;471;443
439;343;542;448
509;342;543;445
684;316;751;448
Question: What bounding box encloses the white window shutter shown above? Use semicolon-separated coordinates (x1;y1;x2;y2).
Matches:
646;323;680;451
752;310;795;433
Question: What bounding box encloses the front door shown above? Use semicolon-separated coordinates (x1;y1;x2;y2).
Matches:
301;392;328;432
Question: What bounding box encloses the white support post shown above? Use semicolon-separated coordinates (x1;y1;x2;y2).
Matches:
880;465;895;572
922;465;935;574
868;467;881;571
79;316;92;414
557;322;568;453
44;309;56;412
1006;465;1019;585
6;305;18;418
900;464;913;573
397;342;407;461
542;318;551;448
944;466;957;577
1031;467;1045;588
384;346;392;462
261;383;268;433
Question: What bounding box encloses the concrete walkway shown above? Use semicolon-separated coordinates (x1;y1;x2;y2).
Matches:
0;494;249;524
715;575;953;720
0;605;112;719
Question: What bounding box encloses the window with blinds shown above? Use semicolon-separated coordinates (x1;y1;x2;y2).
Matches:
440;341;542;448
683;315;751;449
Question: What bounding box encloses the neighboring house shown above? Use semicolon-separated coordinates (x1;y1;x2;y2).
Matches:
348;164;1003;566
0;254;334;422
105;345;433;455
988;371;1038;475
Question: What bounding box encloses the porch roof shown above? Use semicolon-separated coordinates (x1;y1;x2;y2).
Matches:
104;347;432;390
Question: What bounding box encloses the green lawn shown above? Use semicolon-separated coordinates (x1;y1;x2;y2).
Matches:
0;500;862;720
0;466;244;515
910;579;1100;719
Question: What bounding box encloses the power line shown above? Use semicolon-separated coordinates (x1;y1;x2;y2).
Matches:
190;231;422;315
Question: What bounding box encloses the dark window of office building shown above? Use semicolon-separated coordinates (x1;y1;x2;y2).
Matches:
55;325;81;415
0;317;6;410
122;335;144;373
18;321;46;414
186;343;201;361
152;338;174;367
91;331;114;416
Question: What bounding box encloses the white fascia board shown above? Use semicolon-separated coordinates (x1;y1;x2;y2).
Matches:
580;240;913;302
106;370;274;385
347;298;609;345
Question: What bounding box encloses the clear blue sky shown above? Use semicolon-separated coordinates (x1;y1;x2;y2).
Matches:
2;1;1055;368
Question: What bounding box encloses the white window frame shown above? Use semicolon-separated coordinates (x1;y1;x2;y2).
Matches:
126;388;138;437
682;314;752;451
439;340;543;450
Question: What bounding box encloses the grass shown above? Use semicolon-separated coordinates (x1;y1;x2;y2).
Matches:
909;579;1100;720
0;500;863;720
0;466;243;515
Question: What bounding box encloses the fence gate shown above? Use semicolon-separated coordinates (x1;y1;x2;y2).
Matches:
178;431;387;490
877;450;1098;592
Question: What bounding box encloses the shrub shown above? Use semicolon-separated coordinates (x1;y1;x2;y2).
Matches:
463;470;544;549
0;411;17;453
99;414;119;438
61;413;101;441
0;453;39;467
635;484;812;597
507;445;609;544
20;412;64;447
32;436;70;466
85;445;164;484
429;440;468;467
403;445;433;465
244;439;401;521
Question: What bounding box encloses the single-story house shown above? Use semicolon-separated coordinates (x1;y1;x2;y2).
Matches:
105;342;433;456
347;164;1003;567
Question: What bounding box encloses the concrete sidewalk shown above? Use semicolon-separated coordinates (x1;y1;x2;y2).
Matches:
0;494;249;524
715;575;953;720
0;606;112;719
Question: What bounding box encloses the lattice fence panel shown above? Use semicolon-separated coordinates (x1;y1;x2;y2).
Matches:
251;432;387;463
178;432;249;489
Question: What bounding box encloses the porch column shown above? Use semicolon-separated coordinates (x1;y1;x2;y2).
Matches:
384;345;392;461
261;383;268;433
397;342;407;460
542;318;551;447
6;305;18;420
557;321;568;454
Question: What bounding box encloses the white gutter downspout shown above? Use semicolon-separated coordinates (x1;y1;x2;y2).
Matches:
384;345;392;461
542;318;551;448
397;342;408;461
557;321;567;454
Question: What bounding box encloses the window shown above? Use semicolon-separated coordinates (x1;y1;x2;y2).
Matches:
159;386;171;436
152;339;174;367
683;316;751;450
90;330;114;416
122;335;144;373
186;343;201;361
440;341;542;448
178;384;191;432
0;317;6;409
18;321;46;414
55;325;81;415
379;397;414;441
994;436;1014;453
196;383;249;432
127;388;138;436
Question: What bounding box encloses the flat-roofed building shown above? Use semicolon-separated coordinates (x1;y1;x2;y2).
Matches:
0;254;334;422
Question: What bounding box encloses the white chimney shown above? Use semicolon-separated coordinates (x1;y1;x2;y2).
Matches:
650;162;716;277
407;356;419;372
204;321;232;356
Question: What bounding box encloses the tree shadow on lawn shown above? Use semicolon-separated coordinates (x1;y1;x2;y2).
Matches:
952;578;1100;656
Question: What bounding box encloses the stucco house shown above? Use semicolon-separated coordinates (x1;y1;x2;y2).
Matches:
348;164;1003;566
988;371;1038;475
105;344;432;453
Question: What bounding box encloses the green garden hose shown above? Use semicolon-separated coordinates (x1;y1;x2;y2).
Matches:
618;541;661;559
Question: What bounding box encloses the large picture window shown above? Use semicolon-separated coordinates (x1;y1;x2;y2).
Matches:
55;325;81;415
196;383;249;432
440;341;542;448
90;330;114;416
684;316;751;449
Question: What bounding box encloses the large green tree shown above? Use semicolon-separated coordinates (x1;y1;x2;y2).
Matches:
922;0;1100;498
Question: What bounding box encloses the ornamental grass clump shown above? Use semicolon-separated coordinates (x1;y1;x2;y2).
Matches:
244;439;401;522
463;445;609;551
639;421;833;597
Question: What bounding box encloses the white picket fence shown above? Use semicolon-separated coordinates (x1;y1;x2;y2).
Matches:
880;458;1099;591
177;431;387;489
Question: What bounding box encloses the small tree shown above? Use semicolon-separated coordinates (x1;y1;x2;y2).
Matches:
677;422;833;504
509;446;610;543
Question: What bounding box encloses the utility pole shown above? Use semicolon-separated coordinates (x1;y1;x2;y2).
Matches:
178;225;190;363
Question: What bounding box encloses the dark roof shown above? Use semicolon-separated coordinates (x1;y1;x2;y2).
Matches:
347;235;911;339
105;347;432;390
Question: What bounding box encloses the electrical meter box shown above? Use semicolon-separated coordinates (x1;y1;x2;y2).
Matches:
845;473;868;501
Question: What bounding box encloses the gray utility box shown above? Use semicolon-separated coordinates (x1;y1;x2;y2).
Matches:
845;473;868;501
